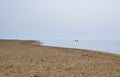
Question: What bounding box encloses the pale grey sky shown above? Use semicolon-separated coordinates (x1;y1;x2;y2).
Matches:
0;0;120;40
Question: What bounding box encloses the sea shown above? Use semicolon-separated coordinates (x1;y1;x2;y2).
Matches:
40;40;120;54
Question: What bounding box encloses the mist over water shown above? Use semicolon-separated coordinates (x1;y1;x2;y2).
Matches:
41;39;120;54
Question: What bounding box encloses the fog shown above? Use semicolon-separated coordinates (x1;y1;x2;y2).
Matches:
0;0;120;40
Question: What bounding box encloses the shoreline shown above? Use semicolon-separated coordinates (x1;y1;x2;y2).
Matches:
40;39;120;55
1;39;119;55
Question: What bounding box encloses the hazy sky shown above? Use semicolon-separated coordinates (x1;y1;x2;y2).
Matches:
0;0;120;40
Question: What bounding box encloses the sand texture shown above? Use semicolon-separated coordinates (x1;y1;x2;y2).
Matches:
0;40;120;77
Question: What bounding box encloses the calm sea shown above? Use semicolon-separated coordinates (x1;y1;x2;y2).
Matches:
40;40;120;54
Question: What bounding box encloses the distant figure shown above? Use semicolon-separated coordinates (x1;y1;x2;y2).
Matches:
75;40;79;42
74;40;78;48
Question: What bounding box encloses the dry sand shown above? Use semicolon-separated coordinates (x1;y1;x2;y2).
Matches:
0;40;120;77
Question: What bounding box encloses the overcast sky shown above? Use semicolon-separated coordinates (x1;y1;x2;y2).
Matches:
0;0;120;40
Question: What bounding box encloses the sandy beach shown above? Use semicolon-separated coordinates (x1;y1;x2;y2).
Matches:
0;40;120;77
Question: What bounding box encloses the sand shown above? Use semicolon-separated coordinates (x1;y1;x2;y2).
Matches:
0;40;120;77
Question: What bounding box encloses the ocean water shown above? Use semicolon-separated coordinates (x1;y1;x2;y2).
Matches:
40;40;120;54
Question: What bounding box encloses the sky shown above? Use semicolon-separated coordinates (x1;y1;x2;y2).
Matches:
0;0;120;40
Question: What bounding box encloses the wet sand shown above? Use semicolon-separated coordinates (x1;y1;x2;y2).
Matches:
0;40;120;77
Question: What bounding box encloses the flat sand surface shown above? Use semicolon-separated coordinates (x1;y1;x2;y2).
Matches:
0;40;120;77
